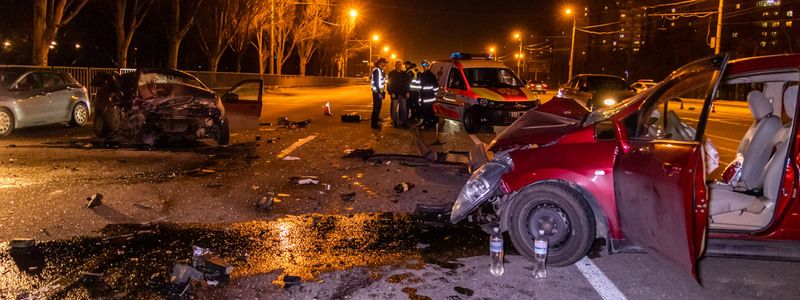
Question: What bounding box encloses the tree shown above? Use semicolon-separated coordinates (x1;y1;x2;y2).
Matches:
294;0;332;76
272;0;296;75
31;0;88;66
250;0;272;74
160;0;202;69
195;0;249;72
110;0;154;68
230;2;258;73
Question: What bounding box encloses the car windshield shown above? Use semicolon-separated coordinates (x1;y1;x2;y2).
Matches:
138;72;207;89
463;68;524;87
0;70;23;88
585;76;628;91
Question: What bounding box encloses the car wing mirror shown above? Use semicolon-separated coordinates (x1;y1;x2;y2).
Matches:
594;120;631;154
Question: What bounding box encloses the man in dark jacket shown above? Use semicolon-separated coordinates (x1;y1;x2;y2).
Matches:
370;58;388;129
405;61;421;122
418;60;439;127
387;60;411;128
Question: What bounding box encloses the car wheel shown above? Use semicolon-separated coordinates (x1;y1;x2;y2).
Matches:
93;112;109;138
217;118;230;145
507;183;596;267
463;108;481;133
0;108;14;137
69;102;89;127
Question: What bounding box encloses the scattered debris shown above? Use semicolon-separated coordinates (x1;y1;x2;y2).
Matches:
291;176;320;185
341;112;361;122
8;158;16;163
133;203;152;209
255;135;262;141
256;195;274;211
206;280;219;287
10;238;36;249
86;193;103;208
414;203;452;222
278;117;312;129
394;182;415;193
277;193;290;197
206;183;224;188
282;156;300;161
202;255;234;278
323;101;332;116
415;243;430;249
79;271;104;282
259;122;272;126
283;274;302;288
344;148;374;160
323;183;331;190
171;264;204;284
340;192;356;202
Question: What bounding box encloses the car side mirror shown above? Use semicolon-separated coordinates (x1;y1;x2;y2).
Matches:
594;120;631;154
222;92;239;102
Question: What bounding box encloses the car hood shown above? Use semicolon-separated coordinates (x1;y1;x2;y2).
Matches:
489;97;588;151
471;86;538;101
591;89;635;101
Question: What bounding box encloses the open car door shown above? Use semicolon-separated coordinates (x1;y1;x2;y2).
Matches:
613;55;728;278
221;79;264;133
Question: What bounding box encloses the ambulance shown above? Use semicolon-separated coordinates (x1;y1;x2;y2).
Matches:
430;52;541;133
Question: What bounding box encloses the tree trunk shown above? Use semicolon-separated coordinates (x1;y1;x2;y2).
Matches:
235;51;244;73
32;0;48;66
168;38;181;69
299;57;307;76
208;53;222;72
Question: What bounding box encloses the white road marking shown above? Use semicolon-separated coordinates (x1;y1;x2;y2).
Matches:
706;134;742;144
468;134;483;145
576;257;628;300
276;135;318;159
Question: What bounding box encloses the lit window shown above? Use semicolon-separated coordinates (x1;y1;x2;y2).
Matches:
774;11;779;16
761;41;767;47
633;47;640;52
773;21;780;27
788;10;794;17
671;22;676;27
634;41;641;45
762;22;769;27
732;32;739;38
602;39;607;44
621;13;627;18
736;3;741;9
585;7;588;11
620;34;625;38
763;12;770;16
771;40;777;45
771;31;778;37
787;21;793;27
605;6;608;10
762;31;768;36
613;41;618;46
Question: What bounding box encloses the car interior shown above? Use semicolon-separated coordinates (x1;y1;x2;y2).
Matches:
707;71;799;231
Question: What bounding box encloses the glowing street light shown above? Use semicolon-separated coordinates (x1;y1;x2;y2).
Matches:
372;34;380;42
488;46;496;61
390;53;397;60
74;43;81;50
349;8;358;18
2;41;10;48
565;8;573;16
383;46;390;53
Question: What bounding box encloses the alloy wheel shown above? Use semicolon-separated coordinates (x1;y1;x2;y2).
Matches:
0;111;11;135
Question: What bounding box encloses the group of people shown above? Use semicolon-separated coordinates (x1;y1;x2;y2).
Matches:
370;58;439;130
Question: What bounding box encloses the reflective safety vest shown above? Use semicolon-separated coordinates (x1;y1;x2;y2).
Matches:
371;67;386;93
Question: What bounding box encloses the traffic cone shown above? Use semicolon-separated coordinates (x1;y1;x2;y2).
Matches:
323;101;332;116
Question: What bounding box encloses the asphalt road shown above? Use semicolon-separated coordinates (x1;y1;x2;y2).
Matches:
0;85;797;299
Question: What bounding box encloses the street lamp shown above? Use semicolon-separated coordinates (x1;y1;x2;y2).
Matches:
349;8;358;18
488;46;496;61
390;53;397;60
513;32;523;75
382;46;390;57
343;8;358;77
369;34;380;71
565;7;577;80
74;43;81;50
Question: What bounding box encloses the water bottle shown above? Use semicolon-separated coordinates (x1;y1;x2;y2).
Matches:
533;232;548;279
489;227;504;277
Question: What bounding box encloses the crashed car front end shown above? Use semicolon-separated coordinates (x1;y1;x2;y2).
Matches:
132;94;226;144
450;150;514;224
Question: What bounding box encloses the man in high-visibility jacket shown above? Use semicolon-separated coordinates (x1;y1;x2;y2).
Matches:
418;60;439;128
405;61;421;122
370;58;388;129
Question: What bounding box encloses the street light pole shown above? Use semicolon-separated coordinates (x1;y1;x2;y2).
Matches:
714;0;724;54
568;15;576;80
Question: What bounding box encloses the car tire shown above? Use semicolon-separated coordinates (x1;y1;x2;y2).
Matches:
507;183;596;267
217;118;230;145
0;108;14;137
69;102;89;127
463;108;481;133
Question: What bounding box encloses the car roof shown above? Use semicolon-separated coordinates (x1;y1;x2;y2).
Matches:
727;54;800;75
451;60;511;69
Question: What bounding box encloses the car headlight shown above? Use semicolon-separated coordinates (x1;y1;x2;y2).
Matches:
451;153;513;223
603;98;617;106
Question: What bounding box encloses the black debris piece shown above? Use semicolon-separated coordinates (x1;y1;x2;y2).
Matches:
201;255;234;279
86;193;103;208
341;112;362;122
283;275;302;288
256;195;274;211
10;238;36;249
394;182;415;193
340;192;356;202
133;203;152;209
414;203;452;223
278;117;312;129
344;148;374;160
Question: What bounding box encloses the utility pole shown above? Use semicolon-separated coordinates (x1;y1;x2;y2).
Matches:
714;0;724;54
568;16;576;80
269;0;275;75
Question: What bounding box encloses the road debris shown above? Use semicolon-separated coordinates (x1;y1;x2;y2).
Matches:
344;148;374;160
283;275;302;288
278;117;312;129
171;264;204;284
133;203;153;209
340;192;356;202
394;182;415;193
256;195;274;211
283;156;300;161
79;271;104;282
10;238;36;249
86;193;103;208
341;112;361;122
323;101;332;116
291;176;320;185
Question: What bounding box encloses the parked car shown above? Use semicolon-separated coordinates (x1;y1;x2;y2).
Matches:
431;52;540;133
91;69;262;145
451;53;800;278
0;66;90;136
630;79;657;93
557;74;635;110
527;80;548;94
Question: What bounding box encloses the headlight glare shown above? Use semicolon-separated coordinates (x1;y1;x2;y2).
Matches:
603;98;617;106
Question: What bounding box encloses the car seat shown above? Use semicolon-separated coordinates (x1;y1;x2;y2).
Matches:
763;85;798;203
736;90;783;191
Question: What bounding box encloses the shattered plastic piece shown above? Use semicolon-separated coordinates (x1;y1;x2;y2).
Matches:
344;148;374;160
202;255;234;276
171;264;204;284
341;112;361;122
10;238;36;249
86;193;103;208
256;195;274;211
283;156;300;161
206;280;219;287
291;176;320;185
277;193;291;197
192;246;211;267
283;275;301;288
394;182;415;193
8;158;16;163
340;192;356;202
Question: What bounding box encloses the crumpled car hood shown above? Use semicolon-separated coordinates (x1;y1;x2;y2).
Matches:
489;97;589;151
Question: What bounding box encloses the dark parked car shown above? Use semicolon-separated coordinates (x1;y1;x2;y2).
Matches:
557;74;635;110
452;54;800;278
0;66;90;136
91;69;262;145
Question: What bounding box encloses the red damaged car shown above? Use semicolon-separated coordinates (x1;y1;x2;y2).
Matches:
451;54;800;276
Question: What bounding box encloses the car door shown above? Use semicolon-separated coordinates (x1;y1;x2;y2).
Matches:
613;55;728;277
221;79;263;133
9;72;48;126
437;67;468;120
40;72;71;122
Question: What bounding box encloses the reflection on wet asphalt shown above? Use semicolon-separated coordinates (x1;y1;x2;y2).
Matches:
0;213;487;299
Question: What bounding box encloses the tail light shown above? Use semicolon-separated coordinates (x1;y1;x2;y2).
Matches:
543;83;548;88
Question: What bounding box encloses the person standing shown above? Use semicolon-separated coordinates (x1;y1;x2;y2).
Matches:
387;61;411;128
418;60;439;128
405;61;421;122
370;58;388;129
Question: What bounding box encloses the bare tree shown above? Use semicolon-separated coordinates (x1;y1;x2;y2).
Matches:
230;1;258;73
195;0;249;72
250;0;272;74
160;0;202;69
110;0;154;68
294;0;332;76
272;0;296;75
31;0;88;66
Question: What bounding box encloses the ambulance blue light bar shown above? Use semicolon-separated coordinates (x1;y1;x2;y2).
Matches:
450;52;491;60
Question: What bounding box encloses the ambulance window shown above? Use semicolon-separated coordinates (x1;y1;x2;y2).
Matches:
447;68;466;90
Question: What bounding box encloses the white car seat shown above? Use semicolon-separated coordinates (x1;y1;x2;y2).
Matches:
763;85;798;203
736;90;783;191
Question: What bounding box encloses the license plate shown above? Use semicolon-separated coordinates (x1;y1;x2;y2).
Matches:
509;111;522;118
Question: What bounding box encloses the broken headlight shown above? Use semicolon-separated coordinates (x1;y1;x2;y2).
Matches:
450;152;513;223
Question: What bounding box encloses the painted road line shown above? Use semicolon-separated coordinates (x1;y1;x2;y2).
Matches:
468;134;483;145
276;134;318;159
706;134;742;144
576;257;628;300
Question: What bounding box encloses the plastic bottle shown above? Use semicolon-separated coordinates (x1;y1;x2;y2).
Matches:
489;227;504;277
533;233;548;279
